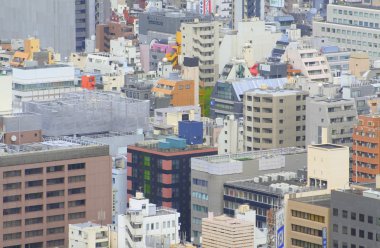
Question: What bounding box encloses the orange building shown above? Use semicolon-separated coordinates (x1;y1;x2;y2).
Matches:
151;77;195;107
352;114;380;183
81;75;96;90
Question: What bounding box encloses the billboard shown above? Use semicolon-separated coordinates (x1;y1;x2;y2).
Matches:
199;0;211;15
269;0;284;7
276;208;285;248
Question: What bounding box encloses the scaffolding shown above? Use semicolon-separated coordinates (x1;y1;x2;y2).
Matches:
22;91;150;137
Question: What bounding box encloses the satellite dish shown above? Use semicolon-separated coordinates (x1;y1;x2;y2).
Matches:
11;135;17;142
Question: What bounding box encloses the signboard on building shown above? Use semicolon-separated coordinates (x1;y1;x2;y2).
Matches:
199;0;211;15
269;0;284;7
322;227;327;248
276;208;285;248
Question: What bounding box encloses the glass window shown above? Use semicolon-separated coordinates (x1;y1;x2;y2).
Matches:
68;163;85;170
46;165;64;173
25;168;43;175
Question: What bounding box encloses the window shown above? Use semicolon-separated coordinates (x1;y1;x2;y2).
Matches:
46;190;64;198
192;204;208;213
359;229;364;238
47;227;64;235
68;163;85;170
3;220;21;228
3;232;21;240
47;178;64;185
47;240;64;247
69;199;85;207
368;231;373;240
25;229;43;237
333;208;339;216
47;202;64;210
359;213;364;222
368;215;373;224
351;212;356;220
3;170;21;178
25;205;43;212
342;226;348;235
3;195;21;203
25;192;43;200
47;214;64;222
192;178;208;187
3;182;21;190
46;165;64;173
68;187;85;195
25;217;43;225
3;207;21;215
351;228;356;236
68;175;85;183
342;210;348;218
26;180;43;187
25;168;43;175
68;212;85;220
333;224;338;232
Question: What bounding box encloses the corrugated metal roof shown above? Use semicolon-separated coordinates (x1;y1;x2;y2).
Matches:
231;77;288;101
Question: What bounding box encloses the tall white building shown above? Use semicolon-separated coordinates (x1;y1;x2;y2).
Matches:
0;69;12;115
116;192;181;248
69;222;110;248
112;156;128;224
217;115;244;154
110;37;141;71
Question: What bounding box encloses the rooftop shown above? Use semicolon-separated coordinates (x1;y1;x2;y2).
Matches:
246;88;306;97
204;215;253;227
292;194;331;208
15;64;70;70
71;221;102;229
311;144;346;150
332;2;380;11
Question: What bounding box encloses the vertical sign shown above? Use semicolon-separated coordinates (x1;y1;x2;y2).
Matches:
322;227;327;248
199;0;204;15
276;208;285;248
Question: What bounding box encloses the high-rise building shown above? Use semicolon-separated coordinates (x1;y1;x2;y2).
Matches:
306;97;357;147
180;21;221;85
352;114;380;183
286;195;331;248
243;89;308;151
313;3;380;60
126;138;217;239
0;138;112;248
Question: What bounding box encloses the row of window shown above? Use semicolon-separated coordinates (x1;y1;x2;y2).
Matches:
3;200;85;215
192;178;208;187
4;227;64;240
145;220;176;231
332;208;379;224
291;210;326;223
224;200;267;217
3;212;85;229
3;163;85;178
224;187;278;206
3;175;85;191
332;224;380;242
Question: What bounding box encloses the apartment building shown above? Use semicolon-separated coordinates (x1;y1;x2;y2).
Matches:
96;22;135;52
352;114;380;183
217;115;244;155
286;195;331;248
243;89;308;151
330;188;380;248
313;3;380;60
0;138;112;248
180;21;221;85
306;97;357;147
126;138;217;240
284;41;332;82
151;75;196;107
69;222;110;248
202;215;255;248
190;147;307;245
116;192;180;248
307;144;350;190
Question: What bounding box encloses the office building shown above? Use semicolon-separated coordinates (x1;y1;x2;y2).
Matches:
352;114;380;183
210;77;288;119
202;214;255;248
0;138;112;248
96;22;135;52
307;144;350;190
306;97;357;147
217;115;244;155
126;138;217;239
116;192;180;248
330;188;380;248
286;195;331;248
69;222;110;248
12;64;80;110
284;41;332;82
180;21;221;85
243;89;308;151
320;46;350;77
151;74;196;107
190;147;307;245
313;3;380;60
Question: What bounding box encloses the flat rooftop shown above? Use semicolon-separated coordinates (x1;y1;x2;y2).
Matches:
332;2;380;11
246;89;306;97
292;194;331;208
15;64;70;70
311;144;346;149
193;147;305;164
71;221;102;229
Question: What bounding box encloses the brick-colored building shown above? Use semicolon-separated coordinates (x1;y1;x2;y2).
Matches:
96;22;135;52
126;138;217;240
352;114;380;183
0;138;112;248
